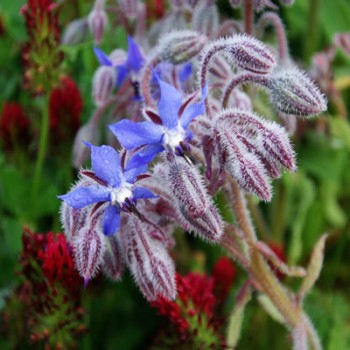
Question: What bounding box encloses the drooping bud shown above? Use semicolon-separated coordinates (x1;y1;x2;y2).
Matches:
158;30;208;64
166;158;210;218
62;18;89;45
102;234;125;281
333;33;350;56
72;122;98;168
87;1;108;45
123;216;176;301
92;66;116;107
267;67;327;117
226;34;277;74
226;89;252;110
73;226;106;285
192;4;219;38
181;204;224;242
117;0;138;19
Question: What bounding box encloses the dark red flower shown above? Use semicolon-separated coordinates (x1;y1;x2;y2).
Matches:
146;0;166;20
49;76;82;141
212;256;236;301
0;102;31;151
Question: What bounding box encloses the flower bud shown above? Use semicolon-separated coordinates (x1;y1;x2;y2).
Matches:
117;0;138;19
227;89;252;110
227;34;277;74
268;67;327;117
72;122;98;168
62;18;89;45
87;2;108;45
279;0;294;6
92;66;116;107
229;0;241;8
334;33;350;56
166;158;210;218
123;216;176;301
73;226;106;286
181;204;224;242
192;5;219;38
158;30;208;64
102;235;125;281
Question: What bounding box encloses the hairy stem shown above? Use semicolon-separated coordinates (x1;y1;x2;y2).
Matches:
140;55;161;107
243;0;254;35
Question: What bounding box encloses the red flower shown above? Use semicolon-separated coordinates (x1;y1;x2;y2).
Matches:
0;102;31;151
49;76;82;141
212;256;236;301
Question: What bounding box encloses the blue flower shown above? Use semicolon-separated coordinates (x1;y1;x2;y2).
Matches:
109;73;208;165
58;143;155;236
94;36;144;88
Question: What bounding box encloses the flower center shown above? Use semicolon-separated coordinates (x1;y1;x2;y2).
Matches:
163;126;185;152
110;183;133;206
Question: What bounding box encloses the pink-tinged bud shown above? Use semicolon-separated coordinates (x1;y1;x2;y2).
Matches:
87;3;108;45
226;89;252;110
73;226;106;283
279;0;294;6
214;115;272;200
158;30;208;64
181;204;224;242
72;122;98;168
117;0;138;19
268;67;327;117
102;235;125;281
62;18;89;45
92;66;116;107
192;5;219;38
333;33;350;56
167;158;210;218
123;217;176;301
227;34;277;74
229;0;241;8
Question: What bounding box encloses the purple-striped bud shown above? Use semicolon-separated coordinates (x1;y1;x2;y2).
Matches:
87;2;108;45
158;30;208;64
72;122;98;168
166;158;210;218
92;66;116;107
192;5;219;38
181;204;224;242
117;0;138;19
227;34;277;74
73;226;106;285
268;67;327;117
227;89;252;110
123;217;176;301
62;18;89;45
102;235;125;281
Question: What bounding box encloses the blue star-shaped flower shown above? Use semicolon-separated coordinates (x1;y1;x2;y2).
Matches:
58;143;155;236
109;73;207;166
94;36;144;88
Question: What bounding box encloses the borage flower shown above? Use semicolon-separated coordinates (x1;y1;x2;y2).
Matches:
94;35;144;88
58;142;156;236
109;73;207;165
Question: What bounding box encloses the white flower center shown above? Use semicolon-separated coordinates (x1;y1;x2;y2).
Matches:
163;126;185;152
110;183;133;206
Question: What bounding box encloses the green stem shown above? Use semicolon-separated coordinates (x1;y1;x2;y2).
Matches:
304;0;320;62
32;93;50;203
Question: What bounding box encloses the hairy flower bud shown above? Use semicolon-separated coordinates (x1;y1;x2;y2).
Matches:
268;67;327;117
73;226;106;286
62;18;89;45
192;5;219;38
88;2;108;45
117;0;138;19
92;66;116;107
158;30;208;64
229;0;241;8
227;34;277;74
123;217;176;301
102;235;125;281
227;89;252;110
166;158;210;218
181;204;224;242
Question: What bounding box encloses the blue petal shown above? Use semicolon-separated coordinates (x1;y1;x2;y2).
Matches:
133;187;158;199
116;64;129;87
58;186;110;209
93;47;113;66
109;120;163;150
154;71;183;129
126;36;144;72
179;63;193;83
85;142;123;187
124;165;148;183
180;83;208;129
125;144;164;170
103;205;120;236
